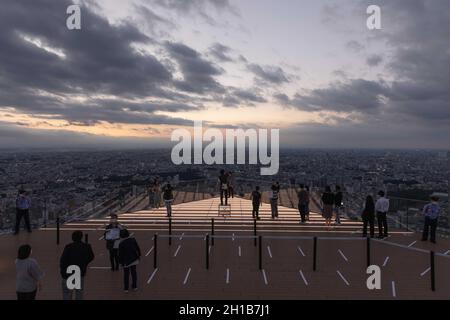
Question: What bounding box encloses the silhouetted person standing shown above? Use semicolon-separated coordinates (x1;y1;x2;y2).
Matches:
119;229;141;292
270;182;280;219
163;183;174;217
305;186;311;221
297;184;309;224
251;186;262;220
60;231;95;300
218;170;229;206
227;171;235;198
14;190;32;235
16;245;44;300
421;196;441;244
362;195;375;238
321;186;334;230
334;186;343;225
375;190;389;239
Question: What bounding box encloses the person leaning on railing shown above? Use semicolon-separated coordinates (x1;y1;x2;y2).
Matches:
421;196;441;244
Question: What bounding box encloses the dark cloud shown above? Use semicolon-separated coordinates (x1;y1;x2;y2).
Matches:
165;41;226;94
208;43;233;62
276;79;390;114
345;40;365;53
0;0;214;127
222;88;267;107
366;54;383;67
247;63;290;85
151;0;238;18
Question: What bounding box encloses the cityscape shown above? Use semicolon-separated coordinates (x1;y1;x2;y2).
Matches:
1;148;448;235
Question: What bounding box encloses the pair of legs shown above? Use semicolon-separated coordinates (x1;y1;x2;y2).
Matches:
165;201;173;217
228;186;234;198
17;290;37;300
298;203;307;223
422;217;437;243
270;199;278;218
109;248;119;271
323;205;333;229
15;209;31;234
377;211;388;238
62;277;85;300
123;265;137;291
362;215;375;237
220;189;229;206
335;206;342;224
252;203;260;219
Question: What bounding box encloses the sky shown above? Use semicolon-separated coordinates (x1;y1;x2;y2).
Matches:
0;0;449;150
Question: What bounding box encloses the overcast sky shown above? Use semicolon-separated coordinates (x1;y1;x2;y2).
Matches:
0;0;449;150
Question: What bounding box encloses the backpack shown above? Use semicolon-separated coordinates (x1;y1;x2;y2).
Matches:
163;188;173;200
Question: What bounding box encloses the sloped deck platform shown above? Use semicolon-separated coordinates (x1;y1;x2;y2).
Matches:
1;197;449;300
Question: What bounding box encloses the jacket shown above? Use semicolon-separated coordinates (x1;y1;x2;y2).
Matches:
118;237;141;267
60;241;95;279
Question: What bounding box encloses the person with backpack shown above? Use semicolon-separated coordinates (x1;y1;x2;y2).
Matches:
250;186;262;220
60;231;95;300
163;183;174;217
104;214;124;271
118;229;141;292
218;170;229;206
14;190;32;235
15;245;44;300
361;195;375;238
297;184;309;224
421;196;441;244
270;182;280;219
334;186;344;225
321;186;335;230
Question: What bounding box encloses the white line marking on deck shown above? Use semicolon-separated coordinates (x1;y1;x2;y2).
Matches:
338;249;348;262
145;246;154;257
180;232;185;240
299;270;308;286
226;269;230;284
147;268;158;284
267;246;273;258
407;241;417;247
174;245;182;257
90;267;110;270
262;269;268;285
391;281;397;298
297;246;306;257
232;233;235;241
238;246;242;257
420;268;431;277
336;270;350;286
382;256;390;267
444;250;450;255
183;268;192;285
98;236;104;241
